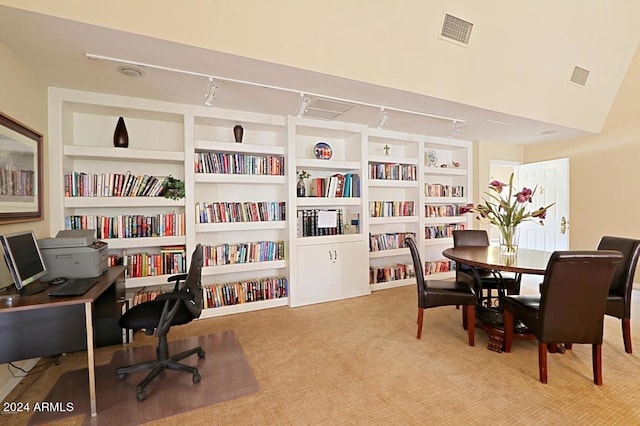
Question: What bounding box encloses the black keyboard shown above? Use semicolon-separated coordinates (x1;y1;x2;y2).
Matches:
48;277;98;297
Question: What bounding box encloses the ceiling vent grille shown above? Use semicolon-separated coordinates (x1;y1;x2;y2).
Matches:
441;13;473;45
570;66;590;86
302;98;357;121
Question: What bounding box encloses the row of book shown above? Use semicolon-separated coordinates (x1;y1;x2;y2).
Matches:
425;184;465;198
368;162;417;181
65;211;185;239
194;152;285;176
304;173;360;198
425;204;467;218
203;276;288;308
0;167;35;197
425;223;466;239
129;276;288;308
64;171;171;198
196;201;286;224
425;259;455;275
369;263;415;284
296;209;344;237
122;246;187;278
369;201;415;217
203;240;286;266
369;232;416;252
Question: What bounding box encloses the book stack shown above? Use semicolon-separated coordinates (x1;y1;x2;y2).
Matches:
369;201;415;217
307;173;360;198
203;240;286;266
196;201;286;224
202;276;288;308
424;183;465;198
425;204;466;217
424;259;455;275
369;263;415;284
194;152;284;175
369;232;416;252
123;245;186;278
368;162;417;181
64;171;170;197
296;209;344;237
425;223;466;239
65;211;185;239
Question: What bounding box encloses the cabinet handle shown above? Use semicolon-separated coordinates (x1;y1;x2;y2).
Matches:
329;250;333;261
334;250;337;261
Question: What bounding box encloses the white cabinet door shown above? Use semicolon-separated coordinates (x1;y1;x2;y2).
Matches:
296;244;333;302
333;240;369;298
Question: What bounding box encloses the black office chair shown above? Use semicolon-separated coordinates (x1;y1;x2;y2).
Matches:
503;251;622;384
453;230;519;306
405;235;476;346
116;244;205;401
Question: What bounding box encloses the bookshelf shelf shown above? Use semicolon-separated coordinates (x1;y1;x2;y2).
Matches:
296;197;360;207
368;247;410;259
194;140;285;156
199;298;288;319
105;236;186;249
368;179;418;188
64;145;185;163
195;221;287;233
202;260;287;276
64;197;184;208
194;174;286;184
369;278;415;291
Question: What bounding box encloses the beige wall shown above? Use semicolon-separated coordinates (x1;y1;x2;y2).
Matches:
0;41;49;286
525;44;640;250
0;40;48;398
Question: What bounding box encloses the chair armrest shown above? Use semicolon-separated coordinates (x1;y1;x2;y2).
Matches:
155;291;195;302
167;273;188;291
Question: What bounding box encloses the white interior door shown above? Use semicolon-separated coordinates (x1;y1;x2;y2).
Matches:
516;158;570;250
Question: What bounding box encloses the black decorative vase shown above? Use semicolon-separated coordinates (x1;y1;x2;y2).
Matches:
113;117;129;148
233;124;244;143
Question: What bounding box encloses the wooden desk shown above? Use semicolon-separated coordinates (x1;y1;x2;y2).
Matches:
442;246;552;351
0;266;126;417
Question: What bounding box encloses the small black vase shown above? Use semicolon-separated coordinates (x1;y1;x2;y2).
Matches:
233;125;244;143
114;117;129;148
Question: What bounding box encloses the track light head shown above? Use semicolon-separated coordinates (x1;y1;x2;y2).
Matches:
377;108;389;128
204;77;217;107
297;94;312;117
449;120;462;138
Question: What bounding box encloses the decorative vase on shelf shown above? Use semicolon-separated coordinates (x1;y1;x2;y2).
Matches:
297;179;306;197
233;124;244;143
113;116;129;148
499;226;520;256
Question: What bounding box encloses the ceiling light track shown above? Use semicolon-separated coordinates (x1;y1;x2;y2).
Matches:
86;52;466;126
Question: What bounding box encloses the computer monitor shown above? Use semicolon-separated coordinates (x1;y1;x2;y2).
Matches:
1;231;49;295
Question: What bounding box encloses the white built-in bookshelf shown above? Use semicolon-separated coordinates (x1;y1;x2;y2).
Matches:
48;88;473;316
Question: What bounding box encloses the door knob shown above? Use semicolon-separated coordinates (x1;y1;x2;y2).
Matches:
560;216;567;234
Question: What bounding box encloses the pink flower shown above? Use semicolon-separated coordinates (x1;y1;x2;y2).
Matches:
489;180;506;193
532;207;547;219
516;187;533;203
459;203;475;214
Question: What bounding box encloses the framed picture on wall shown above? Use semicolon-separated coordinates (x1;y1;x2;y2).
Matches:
0;112;43;224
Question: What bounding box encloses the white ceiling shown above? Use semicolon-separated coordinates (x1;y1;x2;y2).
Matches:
0;5;615;144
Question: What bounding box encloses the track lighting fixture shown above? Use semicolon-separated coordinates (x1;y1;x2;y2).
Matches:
297;94;311;117
86;53;468;128
377;108;389;128
204;77;217;107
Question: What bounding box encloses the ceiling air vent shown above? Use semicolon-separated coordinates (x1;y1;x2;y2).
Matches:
570;66;590;86
302;98;357;121
440;13;473;45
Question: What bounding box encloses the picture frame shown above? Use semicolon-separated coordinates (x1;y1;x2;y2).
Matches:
0;112;43;223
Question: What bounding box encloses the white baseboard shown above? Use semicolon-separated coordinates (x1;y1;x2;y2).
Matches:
0;358;40;402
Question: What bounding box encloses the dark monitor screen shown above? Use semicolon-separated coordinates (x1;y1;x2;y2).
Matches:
1;231;47;291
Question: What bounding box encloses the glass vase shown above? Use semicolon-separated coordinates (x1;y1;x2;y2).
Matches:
499;226;520;256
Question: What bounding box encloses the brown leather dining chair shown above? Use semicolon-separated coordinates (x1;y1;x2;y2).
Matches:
597;236;640;353
502;250;623;385
452;230;519;306
405;235;476;346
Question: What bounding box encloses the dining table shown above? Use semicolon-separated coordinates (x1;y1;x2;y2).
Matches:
442;246;553;352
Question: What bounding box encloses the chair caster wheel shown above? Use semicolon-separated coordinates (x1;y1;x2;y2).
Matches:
193;373;201;384
198;350;205;359
137;390;146;401
117;373;127;380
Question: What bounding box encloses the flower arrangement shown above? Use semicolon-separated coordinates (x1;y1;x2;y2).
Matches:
461;173;554;254
296;170;310;181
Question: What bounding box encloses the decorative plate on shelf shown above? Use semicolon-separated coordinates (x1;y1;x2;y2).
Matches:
426;149;438;166
314;141;332;160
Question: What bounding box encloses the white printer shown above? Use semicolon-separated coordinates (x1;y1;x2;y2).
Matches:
38;230;108;279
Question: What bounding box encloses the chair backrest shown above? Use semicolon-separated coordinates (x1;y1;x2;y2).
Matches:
538;250;623;344
405;235;426;302
182;243;204;318
597;236;640;301
453;230;489;247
